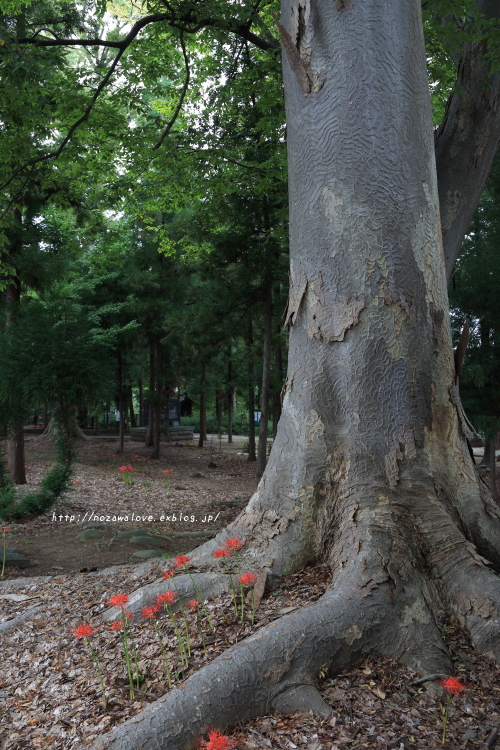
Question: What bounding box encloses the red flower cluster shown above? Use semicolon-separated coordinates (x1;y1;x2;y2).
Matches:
162;571;174;580
73;624;94;639
141;606;158;619
174;555;191;568
108;621;124;631
238;573;257;586
440;677;467;695
119;464;133;473
188;599;199;611
108;594;130;608
162;469;174;475
199;728;238;750
156;591;177;607
225;538;245;551
0;527;11;533
213;548;231;559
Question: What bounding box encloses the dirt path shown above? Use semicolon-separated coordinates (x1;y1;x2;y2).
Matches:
1;436;257;579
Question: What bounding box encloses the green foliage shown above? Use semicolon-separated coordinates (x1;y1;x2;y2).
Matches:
0;295;114;412
0;422;74;521
450;155;500;438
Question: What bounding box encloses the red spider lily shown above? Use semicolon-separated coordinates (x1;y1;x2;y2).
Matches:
440;677;467;695
238;573;257;586
73;624;94;639
109;594;130;608
174;555;191;567
108;621;123;631
0;527;11;533
162;469;174;475
141;606;159;619
199;727;239;749
156;590;177;606
188;599;199;611
73;481;80;485
214;548;231;559
119;464;133;473
162;571;174;580
224;537;245;551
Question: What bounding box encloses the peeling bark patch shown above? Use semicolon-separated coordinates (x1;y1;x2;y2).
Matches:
429;303;444;355
342;623;362;645
284;277;307;328
262;648;295;683
471;595;497;620
306;278;365;343
401;599;431;626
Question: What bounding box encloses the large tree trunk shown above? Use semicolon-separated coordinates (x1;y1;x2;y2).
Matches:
272;333;283;438
88;3;500;749
256;283;272;478
43;412;90;441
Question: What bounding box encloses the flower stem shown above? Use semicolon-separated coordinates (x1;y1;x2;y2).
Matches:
87;639;107;708
442;694;451;745
166;604;188;669
187;571;215;632
196;610;207;653
120;617;134;699
171;580;191;656
222;560;238;618
123;614;140;689
152;620;172;689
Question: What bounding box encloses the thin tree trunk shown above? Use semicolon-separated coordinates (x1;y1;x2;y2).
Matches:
139;379;143;427
129;386;137;428
227;357;233;444
6;274;26;485
44;404;48;432
198;362;207;448
216;390;223;433
145;342;155;448
247;323;256;462
117;351;124;454
152;340;162;460
257;284;272;478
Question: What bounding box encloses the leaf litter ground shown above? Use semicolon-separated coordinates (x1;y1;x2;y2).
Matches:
0;437;499;749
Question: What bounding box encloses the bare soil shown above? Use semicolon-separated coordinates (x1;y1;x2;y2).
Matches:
1;435;256;579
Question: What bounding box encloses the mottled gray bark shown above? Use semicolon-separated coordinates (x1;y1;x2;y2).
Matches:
257;283;272;478
436;0;500;282
87;2;500;748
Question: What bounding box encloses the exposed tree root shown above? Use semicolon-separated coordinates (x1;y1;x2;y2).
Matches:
87;465;500;750
102;572;235;622
0;603;48;635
